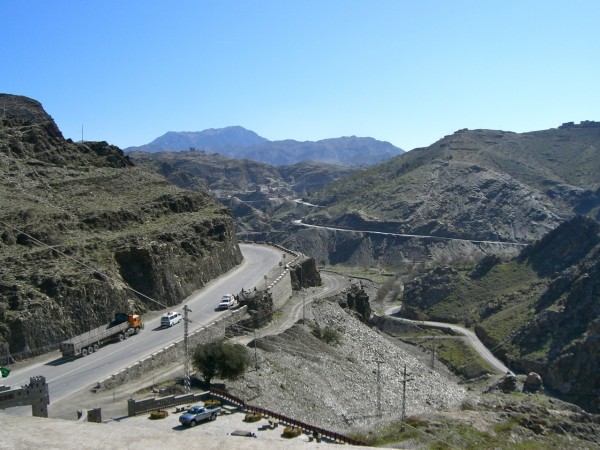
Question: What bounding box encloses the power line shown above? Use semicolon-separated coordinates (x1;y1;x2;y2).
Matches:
0;219;169;311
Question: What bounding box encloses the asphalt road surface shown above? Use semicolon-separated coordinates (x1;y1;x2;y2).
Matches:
3;243;282;416
384;306;513;375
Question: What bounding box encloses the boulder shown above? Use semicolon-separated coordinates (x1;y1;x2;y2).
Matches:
524;372;543;393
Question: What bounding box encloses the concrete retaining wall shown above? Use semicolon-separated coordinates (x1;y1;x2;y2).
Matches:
96;307;248;392
128;392;210;416
260;242;299;311
95;243;301;392
268;269;294;310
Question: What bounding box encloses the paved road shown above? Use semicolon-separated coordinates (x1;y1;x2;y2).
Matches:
232;271;350;346
384;306;513;375
292;219;527;246
4;243;282;416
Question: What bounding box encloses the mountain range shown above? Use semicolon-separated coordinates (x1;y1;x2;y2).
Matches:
0;94;241;357
125;126;404;167
1;93;599;415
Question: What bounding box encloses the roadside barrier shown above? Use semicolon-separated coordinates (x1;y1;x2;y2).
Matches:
209;387;365;446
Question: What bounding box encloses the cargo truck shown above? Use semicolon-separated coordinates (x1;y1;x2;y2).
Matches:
59;312;143;358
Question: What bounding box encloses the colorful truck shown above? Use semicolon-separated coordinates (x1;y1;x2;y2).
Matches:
59;312;143;358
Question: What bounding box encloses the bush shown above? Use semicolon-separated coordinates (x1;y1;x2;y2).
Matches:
282;426;302;438
149;410;168;420
192;340;250;386
204;399;221;408
244;412;262;422
311;324;341;345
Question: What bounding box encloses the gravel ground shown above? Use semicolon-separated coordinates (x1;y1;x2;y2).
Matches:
225;294;467;436
2;281;466;449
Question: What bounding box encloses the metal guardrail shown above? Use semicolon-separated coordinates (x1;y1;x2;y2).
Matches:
209;387;365;446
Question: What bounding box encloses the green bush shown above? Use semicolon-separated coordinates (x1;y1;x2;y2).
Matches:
311;324;341;345
192;340;250;386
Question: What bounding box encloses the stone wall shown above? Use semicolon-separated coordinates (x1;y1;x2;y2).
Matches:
95;243;302;392
127;392;209;416
95;307;248;392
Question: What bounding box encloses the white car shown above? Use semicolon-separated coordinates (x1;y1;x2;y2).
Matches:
217;294;236;310
161;311;182;327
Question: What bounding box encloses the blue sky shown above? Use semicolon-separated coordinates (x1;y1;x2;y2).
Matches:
2;1;599;151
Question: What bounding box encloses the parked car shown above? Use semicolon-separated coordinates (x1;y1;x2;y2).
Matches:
217;294;236;310
179;405;220;427
161;311;182;327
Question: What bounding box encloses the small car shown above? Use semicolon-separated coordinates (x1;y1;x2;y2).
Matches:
217;294;236;310
161;311;182;327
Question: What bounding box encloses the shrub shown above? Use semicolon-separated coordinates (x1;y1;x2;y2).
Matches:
282;426;302;438
192;340;250;386
149;410;168;420
204;399;221;408
244;412;262;422
311;324;341;345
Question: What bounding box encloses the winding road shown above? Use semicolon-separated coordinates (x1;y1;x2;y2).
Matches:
4;244;282;416
5;242;513;418
383;305;513;375
292;219;528;246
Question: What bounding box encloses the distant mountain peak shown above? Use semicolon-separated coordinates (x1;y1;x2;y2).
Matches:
125;126;268;153
125;128;404;166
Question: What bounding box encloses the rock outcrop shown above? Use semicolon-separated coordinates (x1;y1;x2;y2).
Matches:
0;94;242;359
397;216;600;413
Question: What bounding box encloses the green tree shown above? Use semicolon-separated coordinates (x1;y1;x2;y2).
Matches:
192;340;250;386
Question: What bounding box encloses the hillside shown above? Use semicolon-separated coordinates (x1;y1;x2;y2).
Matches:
251;123;598;268
126;128;404;167
307;125;600;244
401;216;600;413
129;149;355;194
0;94;242;359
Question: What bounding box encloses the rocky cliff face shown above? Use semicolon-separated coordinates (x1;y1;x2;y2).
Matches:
0;94;242;359
298;125;600;265
399;216;600;412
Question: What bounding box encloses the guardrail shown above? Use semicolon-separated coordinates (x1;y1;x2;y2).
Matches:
209;387;365;446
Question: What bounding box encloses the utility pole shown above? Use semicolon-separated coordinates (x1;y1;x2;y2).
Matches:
431;336;435;369
183;305;192;393
400;364;413;430
300;263;305;324
253;328;258;370
375;359;384;417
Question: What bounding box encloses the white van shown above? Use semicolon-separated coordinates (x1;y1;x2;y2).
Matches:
161;311;182;327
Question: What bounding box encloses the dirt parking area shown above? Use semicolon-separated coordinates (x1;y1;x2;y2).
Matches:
117;404;333;445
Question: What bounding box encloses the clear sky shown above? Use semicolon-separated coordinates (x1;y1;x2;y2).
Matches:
2;0;599;151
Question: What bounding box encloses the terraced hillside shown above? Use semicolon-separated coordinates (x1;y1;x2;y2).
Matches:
0;94;242;359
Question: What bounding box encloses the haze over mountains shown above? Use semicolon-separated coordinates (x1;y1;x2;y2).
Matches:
125;126;405;167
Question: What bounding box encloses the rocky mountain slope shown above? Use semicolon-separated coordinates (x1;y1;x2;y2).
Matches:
247;123;595;267
0;94;242;360
307;124;600;244
129;150;354;195
401;215;600;413
126;127;404;167
127;122;600;272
